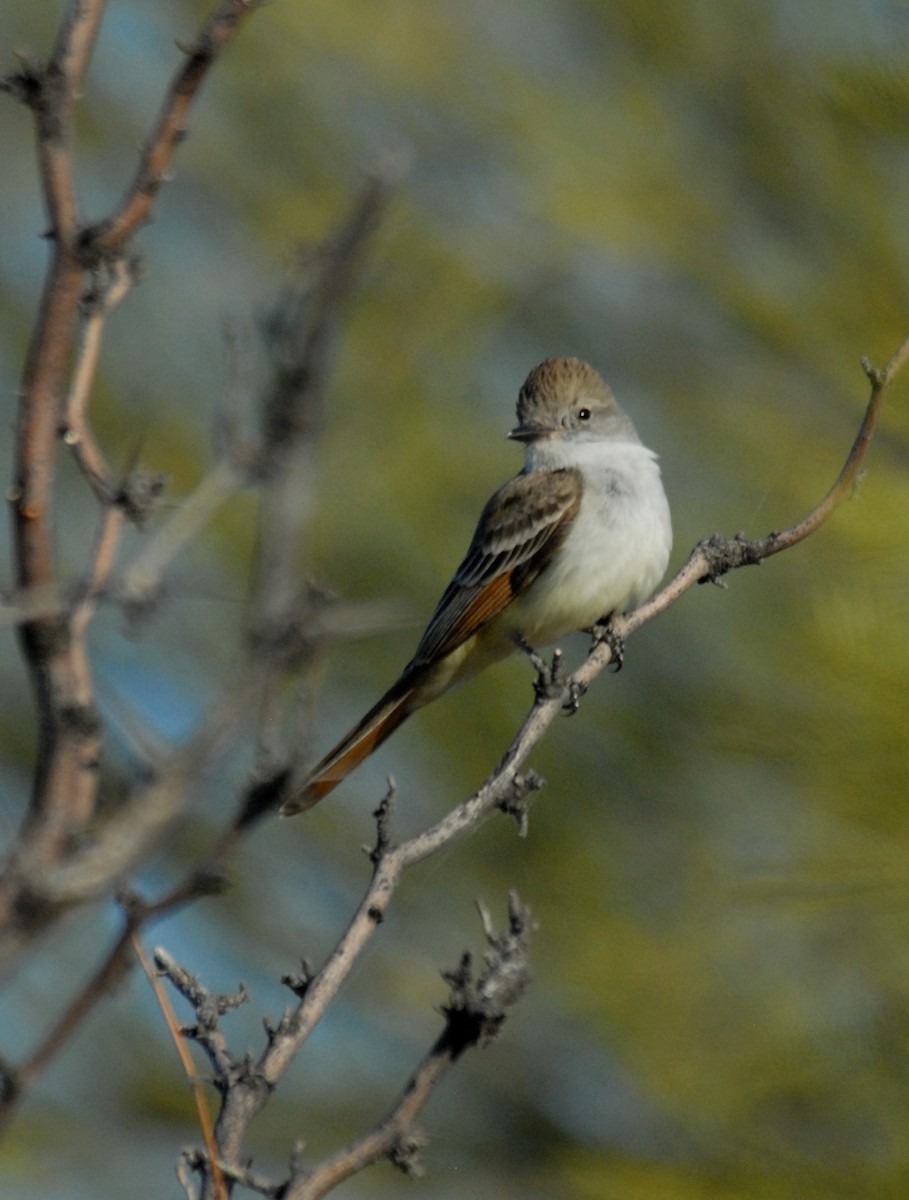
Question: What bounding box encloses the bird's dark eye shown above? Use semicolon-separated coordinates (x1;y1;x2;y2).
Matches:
578;407;591;421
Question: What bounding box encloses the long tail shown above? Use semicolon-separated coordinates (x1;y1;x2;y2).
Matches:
279;676;419;816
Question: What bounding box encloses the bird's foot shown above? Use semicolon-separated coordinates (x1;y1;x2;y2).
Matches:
589;621;625;672
512;631;544;671
534;648;568;702
562;677;587;715
514;634;567;702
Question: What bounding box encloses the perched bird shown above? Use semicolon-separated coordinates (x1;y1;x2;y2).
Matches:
280;356;672;815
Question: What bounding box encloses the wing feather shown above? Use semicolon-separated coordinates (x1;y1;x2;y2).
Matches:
409;468;582;667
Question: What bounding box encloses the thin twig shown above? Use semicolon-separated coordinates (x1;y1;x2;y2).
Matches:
94;0;264;254
63;256;138;499
37;0;107;243
244;158;402;804
0;857;232;1135
0;917;135;1138
134;937;228;1200
249;158;401;652
117;458;251;617
618;333;909;648
284;895;533;1200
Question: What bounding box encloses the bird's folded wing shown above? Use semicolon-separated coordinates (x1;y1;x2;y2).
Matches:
409;466;582;666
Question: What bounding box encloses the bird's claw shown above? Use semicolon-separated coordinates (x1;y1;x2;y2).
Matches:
562;678;587;715
590;622;625;672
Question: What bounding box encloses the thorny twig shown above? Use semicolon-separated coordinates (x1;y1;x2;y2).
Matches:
166;895;533;1199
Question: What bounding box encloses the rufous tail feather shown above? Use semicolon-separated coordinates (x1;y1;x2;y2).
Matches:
280;677;418;815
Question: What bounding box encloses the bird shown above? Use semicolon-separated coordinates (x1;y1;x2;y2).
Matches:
280;356;672;816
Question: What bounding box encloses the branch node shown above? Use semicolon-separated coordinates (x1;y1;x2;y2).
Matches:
182;1146;283;1198
176;1148;201;1200
153;948;249;1027
115;469;167;527
369;780;397;863
440;894;534;1057
696;531;766;587
861;355;884;387
389;1128;428;1178
115;886;149;923
0;57;45;110
80;253;144;315
496;770;544;836
262;1009;285;1043
281;959;315;1000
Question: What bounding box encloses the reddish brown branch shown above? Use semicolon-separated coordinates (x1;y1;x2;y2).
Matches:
95;0;263;254
3;0;266;899
63;256;138;498
36;0;107;242
10;1;110;860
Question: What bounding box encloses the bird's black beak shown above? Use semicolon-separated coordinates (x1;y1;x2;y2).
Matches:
507;421;550;442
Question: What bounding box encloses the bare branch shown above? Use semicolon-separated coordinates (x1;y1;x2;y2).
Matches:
181;1149;284;1199
63;255;140;499
136;940;229;1200
250;157;402;646
7;0;266;878
180;896;532;1199
286;895;532;1200
5;0;108;243
9;0;109;730
0;864;232;1134
117;458;251;618
618;333;909;647
93;0;264;254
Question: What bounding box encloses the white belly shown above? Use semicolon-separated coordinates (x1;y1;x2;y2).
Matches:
419;440;672;698
501;445;672;645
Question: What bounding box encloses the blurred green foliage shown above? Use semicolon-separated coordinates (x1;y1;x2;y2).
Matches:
1;1;908;1198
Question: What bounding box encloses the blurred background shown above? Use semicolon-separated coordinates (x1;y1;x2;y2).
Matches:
1;1;909;1197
